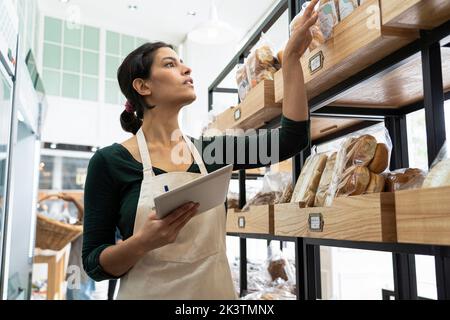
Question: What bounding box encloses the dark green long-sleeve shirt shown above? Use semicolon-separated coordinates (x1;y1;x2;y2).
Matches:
82;116;310;281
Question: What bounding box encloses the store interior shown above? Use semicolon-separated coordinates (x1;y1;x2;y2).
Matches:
1;0;450;300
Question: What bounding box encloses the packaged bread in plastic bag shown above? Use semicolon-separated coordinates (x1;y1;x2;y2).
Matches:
314;152;338;207
324;125;393;205
384;168;427;192
339;0;359;21
236;64;251;102
245;35;279;89
242;171;291;210
423;142;450;189
291;150;328;207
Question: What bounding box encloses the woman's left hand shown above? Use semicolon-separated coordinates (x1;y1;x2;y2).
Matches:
284;0;319;62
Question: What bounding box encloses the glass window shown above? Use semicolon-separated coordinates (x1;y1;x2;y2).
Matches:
62;73;80;99
106;31;120;55
83;25;100;51
38;156;54;190
43;43;61;69
62;157;90;190
44;17;62;43
63;22;82;47
63;47;81;73
42;69;60;96
81;76;99;101
82;51;99;76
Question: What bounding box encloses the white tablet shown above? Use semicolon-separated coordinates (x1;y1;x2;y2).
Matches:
154;164;233;219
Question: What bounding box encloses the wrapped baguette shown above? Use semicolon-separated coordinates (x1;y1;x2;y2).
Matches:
314;152;338;207
291;154;328;207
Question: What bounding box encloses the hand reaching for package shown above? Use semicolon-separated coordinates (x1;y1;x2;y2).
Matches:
285;0;319;61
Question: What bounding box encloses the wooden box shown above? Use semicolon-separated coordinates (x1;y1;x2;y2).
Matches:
211;80;281;132
395;186;450;246
299;0;418;100
274;193;396;242
226;205;274;235
381;0;450;30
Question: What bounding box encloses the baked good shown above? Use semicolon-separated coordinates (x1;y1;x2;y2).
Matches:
385;168;426;192
368;143;390;174
268;259;288;282
242;191;281;211
314;152;337;207
291;154;328;207
422;159;450;188
337;166;371;196
236;65;250;101
345;135;378;168
247;45;278;88
279;183;294;203
277;50;284;66
365;172;386;194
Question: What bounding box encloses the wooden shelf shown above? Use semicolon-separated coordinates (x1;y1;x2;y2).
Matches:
381;0;450;30
331;48;450;109
226;205;274;235
210;80;281;132
395;186;450;246
274;193;397;243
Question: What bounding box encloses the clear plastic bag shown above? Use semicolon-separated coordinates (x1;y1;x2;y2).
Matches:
423;142;450;189
324;126;393;205
384;168;427;192
242;171;291;210
266;242;295;284
245;34;279;89
291;149;328;207
236;64;251;102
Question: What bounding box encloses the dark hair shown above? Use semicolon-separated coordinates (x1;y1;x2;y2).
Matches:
118;41;174;135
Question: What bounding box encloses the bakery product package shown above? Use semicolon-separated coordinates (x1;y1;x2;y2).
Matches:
339;0;359;21
314;152;338;207
384;168;427;192
291;152;328;207
423;142;450;189
324;126;393;205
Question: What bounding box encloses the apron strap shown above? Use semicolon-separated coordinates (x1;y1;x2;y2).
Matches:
183;134;208;176
136;128;155;177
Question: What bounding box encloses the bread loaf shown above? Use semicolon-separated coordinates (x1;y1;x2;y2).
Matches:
268;259;288;281
422;159;450;188
368;143;390;174
291;154;328;207
385;168;426;192
314;152;337;207
365;172;386;194
337;166;371;196
345;135;378;168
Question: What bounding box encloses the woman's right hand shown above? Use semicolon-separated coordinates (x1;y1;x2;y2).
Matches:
134;202;200;253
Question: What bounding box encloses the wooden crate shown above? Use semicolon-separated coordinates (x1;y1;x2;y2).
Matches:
226;205;274;235
396;186;450;246
274;193;396;242
300;0;418;100
210;80;281;132
381;0;450;30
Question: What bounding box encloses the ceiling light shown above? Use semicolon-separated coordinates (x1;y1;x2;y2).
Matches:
187;0;237;45
187;11;197;16
60;0;70;3
91;147;98;152
50;143;57;149
128;4;138;11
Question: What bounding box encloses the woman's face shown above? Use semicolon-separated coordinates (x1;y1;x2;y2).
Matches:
146;47;196;108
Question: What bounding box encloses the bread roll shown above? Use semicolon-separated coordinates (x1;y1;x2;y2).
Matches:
385;168;426;192
368;143;390;174
277;50;284;66
345;135;378;168
314;152;337;207
422;159;450;188
337;166;371;196
365;173;386;194
291;154;328;207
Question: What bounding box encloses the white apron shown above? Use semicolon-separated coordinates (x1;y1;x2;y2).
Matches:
116;128;237;300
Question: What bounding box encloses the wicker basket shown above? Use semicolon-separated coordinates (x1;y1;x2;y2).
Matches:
35;195;83;251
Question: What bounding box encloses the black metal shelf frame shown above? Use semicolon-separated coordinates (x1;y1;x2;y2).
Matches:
208;0;450;300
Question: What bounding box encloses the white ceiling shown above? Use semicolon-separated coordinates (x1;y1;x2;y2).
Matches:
37;0;280;45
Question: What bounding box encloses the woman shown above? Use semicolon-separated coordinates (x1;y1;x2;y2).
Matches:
82;1;319;300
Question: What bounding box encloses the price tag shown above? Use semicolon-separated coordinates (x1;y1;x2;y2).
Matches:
238;216;246;229
234;108;241;121
308;213;324;232
309;51;324;75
